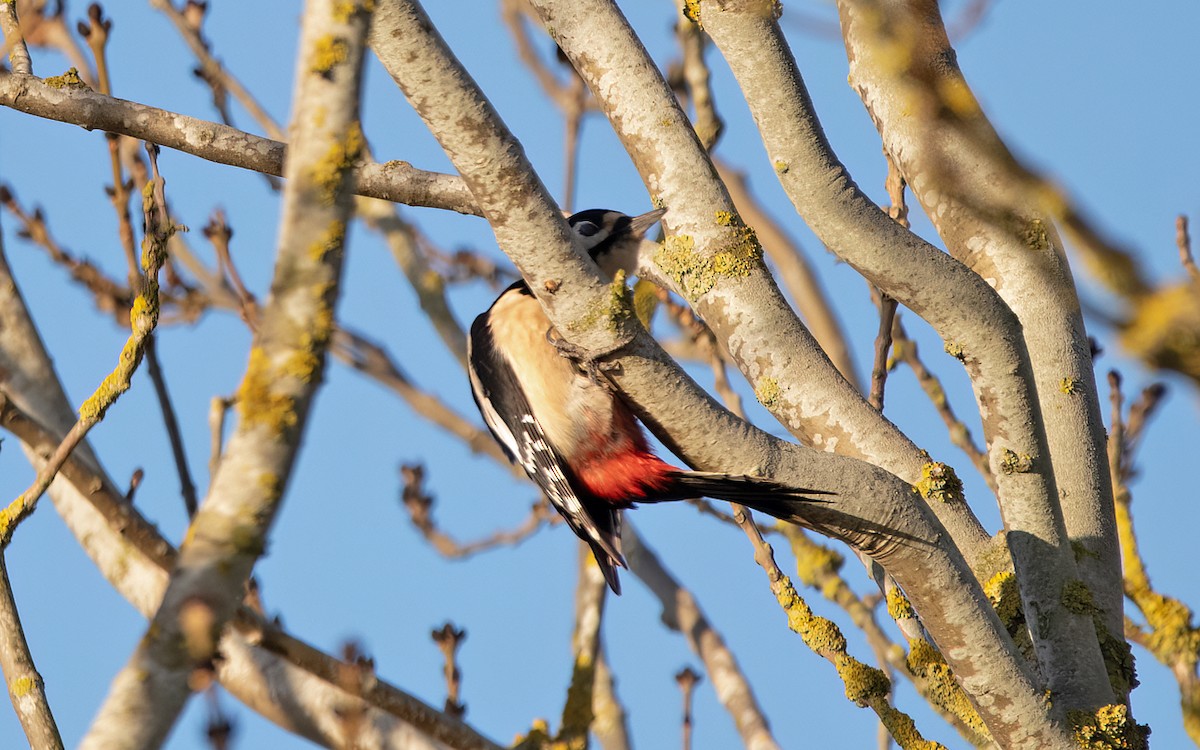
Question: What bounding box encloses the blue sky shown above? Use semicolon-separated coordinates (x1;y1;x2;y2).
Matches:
1;1;1198;748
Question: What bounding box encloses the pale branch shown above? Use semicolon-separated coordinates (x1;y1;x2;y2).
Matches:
0;0;33;76
0;70;478;215
0;553;64;750
534;0;995;584
0;144;170;549
623;522;783;750
697;0;1111;718
890;319;996;496
674;14;723;150
714;159;860;390
591;645;632;750
837;0;1128;673
80;3;372;746
0;193;499;748
559;546;608;745
0;384;504;750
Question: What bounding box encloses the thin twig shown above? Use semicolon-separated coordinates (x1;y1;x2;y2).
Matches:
675;667;701;750
144;335;198;517
0;1;34;76
868;290;897;411
0;149;171;548
0;552;64;749
432;623;467;719
1178;215;1199;282
400;463;556;559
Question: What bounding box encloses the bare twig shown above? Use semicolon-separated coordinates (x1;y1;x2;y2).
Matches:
400;463;555;558
0;183;132;321
432;623;467;719
0;1;33;76
144;335;199;517
1178;215;1199;282
675;667;701;750
868;290;897;412
0;147;171;548
1107;371;1198;741
0;552;64;749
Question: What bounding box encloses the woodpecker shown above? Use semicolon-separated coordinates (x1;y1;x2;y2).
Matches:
468;208;829;594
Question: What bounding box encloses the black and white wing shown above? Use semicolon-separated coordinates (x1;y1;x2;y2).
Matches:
467;286;625;592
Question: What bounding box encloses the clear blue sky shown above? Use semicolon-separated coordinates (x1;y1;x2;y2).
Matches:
1;1;1197;748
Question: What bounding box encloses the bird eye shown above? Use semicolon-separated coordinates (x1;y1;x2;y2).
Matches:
574;221;600;237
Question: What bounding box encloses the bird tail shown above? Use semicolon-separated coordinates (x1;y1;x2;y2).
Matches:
649;470;832;524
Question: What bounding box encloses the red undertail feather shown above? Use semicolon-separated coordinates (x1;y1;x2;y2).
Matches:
574;451;678;504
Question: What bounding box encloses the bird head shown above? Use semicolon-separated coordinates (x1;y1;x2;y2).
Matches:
568;207;667;279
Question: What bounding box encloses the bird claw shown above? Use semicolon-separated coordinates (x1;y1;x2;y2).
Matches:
546;328;621;388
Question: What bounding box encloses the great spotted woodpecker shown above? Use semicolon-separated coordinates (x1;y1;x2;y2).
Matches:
468;208;829;593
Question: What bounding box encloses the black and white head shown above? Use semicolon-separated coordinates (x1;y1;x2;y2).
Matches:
568;207;667;279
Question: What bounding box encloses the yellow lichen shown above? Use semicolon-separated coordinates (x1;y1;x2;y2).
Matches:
1120;282;1200;379
773;160;790;174
913;461;963;503
681;0;701;26
9;676;36;698
791;534;843;588
309;123;364;205
836;653;890;706
1069;703;1149;750
332;0;374;23
984;570;1021;627
999;448;1033;474
43;67;89;90
237;347;298;433
1060;376;1080;395
308;220;346;262
905;639;989;743
943;340;965;361
887;587;915;622
310;35;349;74
755;376;781;409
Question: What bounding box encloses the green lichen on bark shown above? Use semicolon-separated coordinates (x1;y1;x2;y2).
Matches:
1062;579;1097;616
887;587;915;622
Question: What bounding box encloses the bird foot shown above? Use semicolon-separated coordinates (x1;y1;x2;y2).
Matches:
546;328;621;388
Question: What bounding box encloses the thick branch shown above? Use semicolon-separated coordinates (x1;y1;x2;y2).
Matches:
0;70;478;215
695;0;1111;717
835;0;1125;698
81;3;371;746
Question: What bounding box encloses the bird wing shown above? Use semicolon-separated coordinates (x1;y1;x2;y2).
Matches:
468;290;626;588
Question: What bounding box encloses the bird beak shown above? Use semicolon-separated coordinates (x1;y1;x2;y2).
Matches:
627;207;667;238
